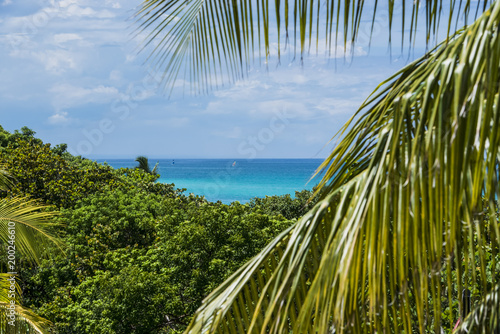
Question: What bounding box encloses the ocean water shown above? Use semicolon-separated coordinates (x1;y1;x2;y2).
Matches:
97;159;324;204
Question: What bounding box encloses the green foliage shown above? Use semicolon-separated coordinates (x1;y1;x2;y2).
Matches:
0;125;10;150
40;268;174;334
0;126;42;152
51;143;68;156
0;127;305;333
62;188;165;272
249;190;318;220
154;201;293;315
0;138;118;208
24;189;293;333
0;148;63;332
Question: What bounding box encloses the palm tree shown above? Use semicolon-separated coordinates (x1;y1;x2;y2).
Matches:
0;167;62;333
135;155;159;175
135;0;499;333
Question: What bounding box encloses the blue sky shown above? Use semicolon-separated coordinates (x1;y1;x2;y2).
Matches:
0;0;443;159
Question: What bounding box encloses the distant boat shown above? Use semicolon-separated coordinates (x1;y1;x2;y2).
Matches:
172;160;175;165
232;161;236;167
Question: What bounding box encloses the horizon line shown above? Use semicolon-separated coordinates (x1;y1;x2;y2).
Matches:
90;157;328;160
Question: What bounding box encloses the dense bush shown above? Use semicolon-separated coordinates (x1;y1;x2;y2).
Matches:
248;189;318;220
23;188;293;333
0;127;298;333
0;125;42;151
0;138;118;208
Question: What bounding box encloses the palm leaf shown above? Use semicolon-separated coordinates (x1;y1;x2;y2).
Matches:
0;197;63;265
135;155;153;174
151;161;159;175
0;275;51;333
0;274;22;304
455;282;500;333
0;302;52;334
134;0;492;93
0;170;61;334
184;2;500;332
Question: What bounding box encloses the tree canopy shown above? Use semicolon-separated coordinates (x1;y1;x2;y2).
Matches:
0;129;310;333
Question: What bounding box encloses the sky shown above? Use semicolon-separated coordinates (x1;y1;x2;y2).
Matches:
0;0;447;159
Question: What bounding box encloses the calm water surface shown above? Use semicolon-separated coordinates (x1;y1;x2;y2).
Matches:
97;159;324;204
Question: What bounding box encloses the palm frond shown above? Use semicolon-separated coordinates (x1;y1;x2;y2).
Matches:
184;2;500;332
0;302;52;334
135;0;492;93
151;161;159;175
0;274;22;305
455;282;500;333
135;155;153;174
0;197;63;264
0;275;49;332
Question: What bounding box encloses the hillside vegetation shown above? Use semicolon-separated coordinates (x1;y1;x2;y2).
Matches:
0;125;315;333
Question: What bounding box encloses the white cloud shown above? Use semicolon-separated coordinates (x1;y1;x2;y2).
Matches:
49;83;120;110
54;0;78;8
124;82;157;101
8;48;79;74
2;0;12;6
109;69;122;81
35;49;77;74
204;100;234;115
314;98;362;115
67;5;114;18
204;66;337;120
42;1;116;19
266;40;367;60
213;80;270;99
48;111;71;124
102;0;122;9
53;33;82;44
125;54;136;63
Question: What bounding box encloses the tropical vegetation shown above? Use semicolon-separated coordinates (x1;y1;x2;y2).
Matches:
0;127;309;333
135;156;159;175
0;126;62;333
3;0;500;332
133;0;500;333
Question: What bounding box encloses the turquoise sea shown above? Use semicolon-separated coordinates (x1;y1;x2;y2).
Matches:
97;159;324;204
